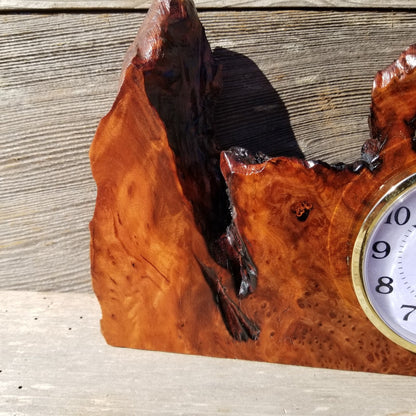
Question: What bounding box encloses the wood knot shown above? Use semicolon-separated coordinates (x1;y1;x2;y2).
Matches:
291;201;313;222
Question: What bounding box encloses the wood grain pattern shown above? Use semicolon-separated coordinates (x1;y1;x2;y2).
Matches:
220;57;416;370
2;290;416;416
3;10;416;292
89;0;416;374
2;0;416;10
0;13;140;292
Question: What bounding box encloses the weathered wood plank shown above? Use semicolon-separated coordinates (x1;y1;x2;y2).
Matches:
1;290;416;415
2;11;416;292
0;13;139;292
2;0;416;10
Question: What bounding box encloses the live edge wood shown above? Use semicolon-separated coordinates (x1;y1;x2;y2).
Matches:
220;49;416;374
90;0;416;375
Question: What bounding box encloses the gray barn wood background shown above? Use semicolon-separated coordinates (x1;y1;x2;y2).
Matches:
3;2;416;292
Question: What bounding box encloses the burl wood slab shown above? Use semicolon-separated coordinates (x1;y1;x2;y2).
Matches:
90;0;416;374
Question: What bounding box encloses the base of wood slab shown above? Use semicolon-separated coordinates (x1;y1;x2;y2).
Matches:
90;0;416;375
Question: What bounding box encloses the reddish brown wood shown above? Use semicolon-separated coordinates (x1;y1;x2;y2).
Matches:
90;0;416;374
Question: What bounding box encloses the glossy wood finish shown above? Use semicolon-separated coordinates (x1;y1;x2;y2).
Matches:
90;0;416;374
3;1;416;413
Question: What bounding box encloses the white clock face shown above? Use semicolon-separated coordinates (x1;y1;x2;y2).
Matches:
353;174;416;352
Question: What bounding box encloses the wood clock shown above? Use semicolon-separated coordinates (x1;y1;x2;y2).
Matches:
89;0;416;375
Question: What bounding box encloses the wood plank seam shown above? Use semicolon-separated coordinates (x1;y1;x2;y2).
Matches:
2;2;416;12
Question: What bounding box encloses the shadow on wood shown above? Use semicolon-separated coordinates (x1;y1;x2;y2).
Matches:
213;47;304;159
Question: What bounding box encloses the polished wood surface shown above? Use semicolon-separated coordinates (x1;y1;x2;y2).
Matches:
89;0;416;374
3;0;416;413
221;51;416;372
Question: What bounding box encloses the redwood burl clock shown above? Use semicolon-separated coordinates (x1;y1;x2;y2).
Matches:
89;0;416;374
352;172;416;353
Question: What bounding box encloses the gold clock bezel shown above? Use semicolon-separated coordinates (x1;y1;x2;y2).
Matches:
351;172;416;353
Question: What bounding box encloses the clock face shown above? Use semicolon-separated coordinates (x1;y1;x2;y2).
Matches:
352;173;416;352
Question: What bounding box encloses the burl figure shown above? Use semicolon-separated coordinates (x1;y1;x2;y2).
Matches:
90;0;416;375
